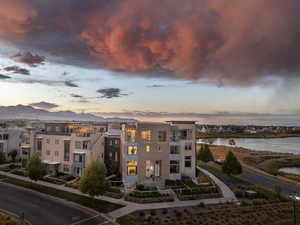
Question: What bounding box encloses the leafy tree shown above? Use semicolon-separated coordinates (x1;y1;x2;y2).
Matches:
222;151;242;175
79;159;110;199
0;152;6;164
26;153;47;181
9;150;18;162
198;144;214;162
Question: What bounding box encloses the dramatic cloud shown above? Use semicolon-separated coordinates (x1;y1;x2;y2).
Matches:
3;66;30;75
29;101;59;110
11;52;45;67
1;0;300;85
0;74;11;79
97;88;128;99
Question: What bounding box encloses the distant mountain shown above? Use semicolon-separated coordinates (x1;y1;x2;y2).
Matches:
0;105;137;122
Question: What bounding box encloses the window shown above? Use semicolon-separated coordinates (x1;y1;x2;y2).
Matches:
63;164;69;173
37;138;42;151
46;139;50;144
126;129;136;142
82;141;90;149
127;161;137;176
170;145;179;154
115;139;119;145
75;141;82;149
127;145;137;155
185;143;192;151
0;143;3;152
3;134;9;140
146;160;154;177
54;151;59;157
109;140;113;146
64;140;70;161
158;131;167;142
170;160;180;174
180;130;188;140
46;150;51;156
185;156;192;168
74;154;84;163
141;130;151;141
146;145;151;152
158;146;161;152
55;139;59;145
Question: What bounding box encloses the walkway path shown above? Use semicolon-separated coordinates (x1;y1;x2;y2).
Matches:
0;167;237;221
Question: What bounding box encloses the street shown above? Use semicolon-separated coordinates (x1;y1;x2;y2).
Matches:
0;182;113;225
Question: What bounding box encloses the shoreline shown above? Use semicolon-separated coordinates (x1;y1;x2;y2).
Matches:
198;133;300;139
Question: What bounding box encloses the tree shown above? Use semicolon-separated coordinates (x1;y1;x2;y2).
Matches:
79;159;110;199
222;151;242;175
0;152;5;164
9;150;18;162
198;144;214;162
26;153;46;181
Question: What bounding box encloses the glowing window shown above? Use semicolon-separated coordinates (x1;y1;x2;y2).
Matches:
127;161;137;176
127;146;137;155
146;145;151;152
141;130;151;141
127;129;136;142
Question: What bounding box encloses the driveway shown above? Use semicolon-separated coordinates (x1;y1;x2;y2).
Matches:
0;182;113;225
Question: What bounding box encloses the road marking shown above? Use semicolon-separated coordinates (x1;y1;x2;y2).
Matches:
69;214;101;225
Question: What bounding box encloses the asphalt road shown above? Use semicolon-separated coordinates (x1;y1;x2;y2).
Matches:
0;182;113;225
207;162;300;197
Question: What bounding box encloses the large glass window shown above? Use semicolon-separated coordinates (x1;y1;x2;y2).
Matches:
146;144;151;152
141;130;151;141
64;140;70;161
170;160;180;174
170;145;180;154
146;160;154;177
185;156;192;168
127;145;137;155
158;130;167;142
127;161;137;176
37;138;42;151
126;129;136;142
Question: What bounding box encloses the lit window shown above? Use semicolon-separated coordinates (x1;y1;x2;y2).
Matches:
185;156;192;168
127;161;137;176
141;130;151;141
146;160;154;177
170;160;180;174
127;129;136;142
146;145;151;152
127;146;137;155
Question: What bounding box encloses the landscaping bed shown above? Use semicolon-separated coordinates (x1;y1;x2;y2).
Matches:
125;191;174;203
175;186;222;201
117;202;300;225
0;212;23;225
0;175;124;213
104;187;124;199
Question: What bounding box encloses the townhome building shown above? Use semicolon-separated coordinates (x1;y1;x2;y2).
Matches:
0;127;23;161
23;123;106;177
121;121;196;187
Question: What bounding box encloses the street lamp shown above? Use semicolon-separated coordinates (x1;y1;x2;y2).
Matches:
289;195;300;225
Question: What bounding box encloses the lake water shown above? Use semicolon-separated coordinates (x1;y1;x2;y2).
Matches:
198;137;300;155
279;167;300;176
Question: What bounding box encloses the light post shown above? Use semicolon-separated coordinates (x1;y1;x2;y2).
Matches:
290;195;300;225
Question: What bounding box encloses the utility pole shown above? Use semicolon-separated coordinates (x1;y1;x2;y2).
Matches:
294;199;297;225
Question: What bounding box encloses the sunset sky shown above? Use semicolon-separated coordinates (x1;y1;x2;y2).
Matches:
1;0;300;121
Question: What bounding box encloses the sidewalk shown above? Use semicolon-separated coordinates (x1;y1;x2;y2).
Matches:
0;167;237;220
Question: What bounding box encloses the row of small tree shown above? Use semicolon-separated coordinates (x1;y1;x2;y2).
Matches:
26;153;110;199
198;144;242;175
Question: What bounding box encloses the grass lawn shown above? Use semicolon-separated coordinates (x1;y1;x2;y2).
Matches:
0;175;124;213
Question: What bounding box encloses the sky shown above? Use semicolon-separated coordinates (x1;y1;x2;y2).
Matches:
1;0;300;121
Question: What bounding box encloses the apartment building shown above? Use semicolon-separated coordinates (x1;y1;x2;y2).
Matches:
24;123;106;177
0;127;23;161
121;121;196;186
